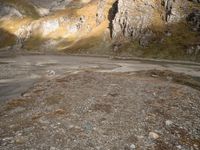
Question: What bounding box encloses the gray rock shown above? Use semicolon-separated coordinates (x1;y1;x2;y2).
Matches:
187;10;200;32
111;0;156;40
165;120;173;126
109;0;191;46
82;121;93;133
0;4;23;20
187;45;200;56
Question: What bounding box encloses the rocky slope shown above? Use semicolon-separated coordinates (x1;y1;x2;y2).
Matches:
0;0;200;61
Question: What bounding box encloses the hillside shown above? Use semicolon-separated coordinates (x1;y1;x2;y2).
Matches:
0;0;200;61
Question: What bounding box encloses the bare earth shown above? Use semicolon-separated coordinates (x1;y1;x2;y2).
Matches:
0;55;200;150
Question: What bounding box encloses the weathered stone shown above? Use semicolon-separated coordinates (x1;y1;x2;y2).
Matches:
187;10;200;32
149;132;160;139
165;120;173;126
96;0;106;25
109;0;193;47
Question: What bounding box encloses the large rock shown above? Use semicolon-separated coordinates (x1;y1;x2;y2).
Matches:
110;0;162;47
110;0;193;45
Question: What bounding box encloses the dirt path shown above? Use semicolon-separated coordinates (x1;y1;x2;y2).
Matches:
0;55;200;102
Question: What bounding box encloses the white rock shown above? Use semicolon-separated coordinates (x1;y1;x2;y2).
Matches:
35;7;50;16
42;20;59;36
47;70;56;76
165;120;173;126
176;145;182;149
149;132;159;139
50;147;57;150
68;25;78;33
130;144;136;149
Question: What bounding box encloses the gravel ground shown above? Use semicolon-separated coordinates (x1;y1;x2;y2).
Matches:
0;70;200;150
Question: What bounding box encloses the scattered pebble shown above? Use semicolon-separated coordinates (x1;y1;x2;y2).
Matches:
50;146;57;150
130;144;136;149
149;132;159;139
83;122;93;132
165;120;173;126
47;70;56;76
176;145;182;149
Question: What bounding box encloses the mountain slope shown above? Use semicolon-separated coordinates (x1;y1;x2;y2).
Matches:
0;0;200;61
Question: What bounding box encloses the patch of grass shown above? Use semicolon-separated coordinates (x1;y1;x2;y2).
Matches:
45;94;64;105
0;28;16;49
6;99;28;110
143;22;199;61
138;69;200;91
117;22;200;61
23;35;45;50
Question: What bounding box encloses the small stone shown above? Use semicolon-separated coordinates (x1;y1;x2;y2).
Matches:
15;136;27;144
149;132;159;139
165;120;173;126
16;133;22;136
9;125;15;128
47;70;56;76
130;144;136;149
69;125;74;128
176;145;182;149
166;76;173;81
50;147;57;150
22;93;31;97
3;137;13;141
83;122;93;132
151;74;158;78
54;109;65;115
193;144;198;148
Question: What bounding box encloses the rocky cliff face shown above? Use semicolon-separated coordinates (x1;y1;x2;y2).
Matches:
110;0;198;45
0;0;200;60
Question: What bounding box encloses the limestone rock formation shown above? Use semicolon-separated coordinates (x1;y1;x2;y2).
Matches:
0;0;199;60
109;0;197;45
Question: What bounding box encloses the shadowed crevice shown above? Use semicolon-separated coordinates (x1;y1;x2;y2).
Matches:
108;0;118;38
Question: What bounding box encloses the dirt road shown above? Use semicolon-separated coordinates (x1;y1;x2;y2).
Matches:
0;55;200;102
